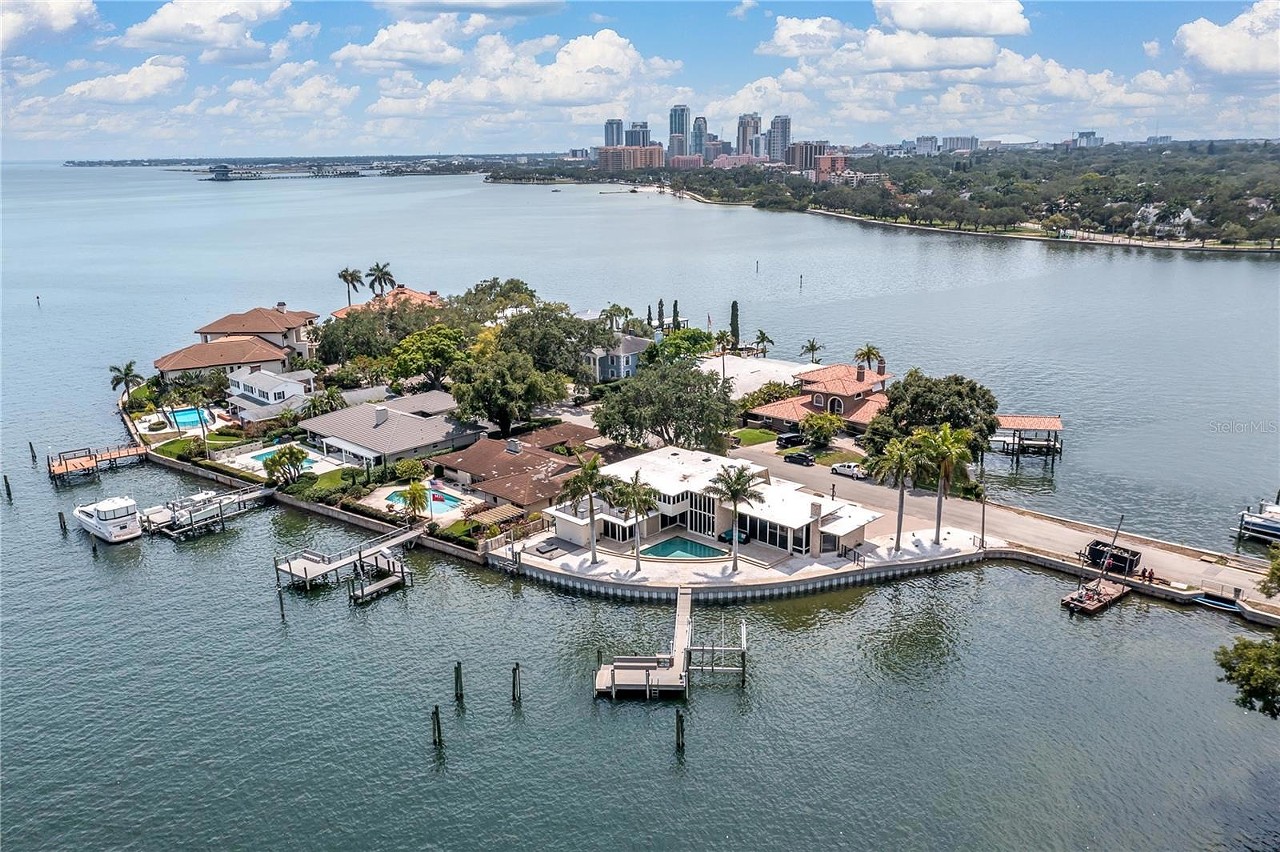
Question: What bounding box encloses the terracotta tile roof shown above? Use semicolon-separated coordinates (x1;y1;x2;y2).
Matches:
845;391;889;426
474;465;573;507
331;287;445;319
997;414;1063;432
749;390;889;427
797;364;893;398
154;336;288;372
195;305;318;335
522;422;601;451
434;437;575;481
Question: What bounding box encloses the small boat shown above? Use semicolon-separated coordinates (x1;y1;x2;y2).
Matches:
1237;502;1280;543
1193;595;1241;613
551;188;561;192
74;496;142;543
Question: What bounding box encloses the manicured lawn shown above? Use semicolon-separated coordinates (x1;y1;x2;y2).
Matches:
442;519;475;536
777;445;864;465
152;438;193;459
733;428;777;447
205;434;242;448
313;467;354;489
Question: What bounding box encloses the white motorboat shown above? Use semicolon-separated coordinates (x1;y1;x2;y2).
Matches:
1238;502;1280;543
74;496;142;543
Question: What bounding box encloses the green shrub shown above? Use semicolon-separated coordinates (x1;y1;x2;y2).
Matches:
147;420;168;432
394;458;425;482
280;472;319;496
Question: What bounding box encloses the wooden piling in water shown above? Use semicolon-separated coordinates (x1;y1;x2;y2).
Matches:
431;704;443;747
3;474;11;502
676;710;685;752
58;511;68;534
512;663;522;703
29;442;37;464
454;661;464;702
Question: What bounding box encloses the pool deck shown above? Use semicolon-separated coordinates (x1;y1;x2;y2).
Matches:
362;481;472;523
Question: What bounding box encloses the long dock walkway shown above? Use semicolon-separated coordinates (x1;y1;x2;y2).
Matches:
274;524;421;589
48;444;147;479
595;588;693;698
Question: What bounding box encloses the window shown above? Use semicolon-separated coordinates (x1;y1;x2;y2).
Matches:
828;397;844;415
274;391;286;401
812;394;824;409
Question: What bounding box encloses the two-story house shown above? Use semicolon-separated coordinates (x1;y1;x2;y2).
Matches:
225;367;316;419
585;334;652;382
194;302;320;359
748;359;894;435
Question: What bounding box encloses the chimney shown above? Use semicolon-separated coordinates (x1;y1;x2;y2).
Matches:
374;406;388;426
276;301;287;313
856;364;866;382
506;439;522;454
810;501;823;519
876;357;886;375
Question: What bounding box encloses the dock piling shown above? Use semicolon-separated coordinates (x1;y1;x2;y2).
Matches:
3;474;11;502
512;663;522;704
676;710;685;752
454;661;464;702
431;704;443;748
29;442;37;464
58;511;68;534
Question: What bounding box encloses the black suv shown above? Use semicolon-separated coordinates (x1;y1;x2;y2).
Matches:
783;451;816;466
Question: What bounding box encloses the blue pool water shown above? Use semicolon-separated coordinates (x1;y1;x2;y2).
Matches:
387;488;461;511
640;536;727;559
251;447;315;468
170;407;211;429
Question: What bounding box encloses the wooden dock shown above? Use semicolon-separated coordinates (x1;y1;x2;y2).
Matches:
47;444;147;479
348;550;414;605
141;486;272;539
991;415;1063;457
1061;579;1130;615
274;524;421;590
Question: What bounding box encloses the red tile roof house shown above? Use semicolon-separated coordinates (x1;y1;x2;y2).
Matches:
749;359;894;435
330;286;445;320
194;302;320;359
432;436;591;512
154;335;289;381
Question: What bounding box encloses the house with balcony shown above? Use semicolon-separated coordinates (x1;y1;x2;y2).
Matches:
748;359;894;435
154;335;289;380
544;447;881;560
585;334;652;382
225;367;315;420
194;302;320;359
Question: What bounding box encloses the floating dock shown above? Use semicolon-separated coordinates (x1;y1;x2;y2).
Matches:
274;525;421;591
141;486;272;538
47;444;147;479
1061;579;1130;615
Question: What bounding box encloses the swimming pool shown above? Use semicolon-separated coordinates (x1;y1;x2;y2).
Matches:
170;407;212;429
639;536;727;559
387;488;461;512
251;447;316;468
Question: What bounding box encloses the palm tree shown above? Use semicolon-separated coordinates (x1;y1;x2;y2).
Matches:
867;436;934;553
339;267;363;306
366;262;396;297
557;453;621;565
703;464;763;572
609;471;659;575
753;329;774;358
401;480;429;524
714;329;733;378
108;361;144;398
914;423;974;545
600;303;633;331
800;338;825;364
854;343;883;370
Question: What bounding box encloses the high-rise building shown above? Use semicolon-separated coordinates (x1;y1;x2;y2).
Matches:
785;140;828;170
916;135;939;156
768;115;791;161
625;122;650;147
749;132;768;159
940;135;979;152
669;104;690;142
736;113;761;159
703;140;725;162
596;145;665;172
605;119;624;147
667;133;687;158
1074;130;1103;148
690;116;708;160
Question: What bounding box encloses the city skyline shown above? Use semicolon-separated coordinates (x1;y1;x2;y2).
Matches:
2;1;1277;159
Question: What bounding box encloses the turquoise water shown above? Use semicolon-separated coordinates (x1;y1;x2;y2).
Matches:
641;536;729;559
169;406;211;429
251;447;315;468
387;487;460;511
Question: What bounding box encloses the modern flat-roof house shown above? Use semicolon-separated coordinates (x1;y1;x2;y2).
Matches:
331;286;445;320
194;303;320;359
299;401;484;466
226;367;315;419
154;335;289;380
585;334;652;381
749;360;894;435
545;447;881;559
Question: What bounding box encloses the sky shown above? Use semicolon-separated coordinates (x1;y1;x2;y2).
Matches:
2;1;1278;159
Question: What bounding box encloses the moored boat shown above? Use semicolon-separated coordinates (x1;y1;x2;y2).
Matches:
1237;502;1280;543
74;496;142;543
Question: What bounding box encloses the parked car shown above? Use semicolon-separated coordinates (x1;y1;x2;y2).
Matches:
776;432;806;449
784;451;816;466
831;462;866;479
718;529;750;544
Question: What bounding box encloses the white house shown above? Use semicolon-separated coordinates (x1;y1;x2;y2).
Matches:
225;367;315;419
545;447;881;560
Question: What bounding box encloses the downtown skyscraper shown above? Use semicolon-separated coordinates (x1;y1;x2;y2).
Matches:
736;113;761;159
668;104;690;157
689;116;708;160
768;115;791;162
604;118;624;147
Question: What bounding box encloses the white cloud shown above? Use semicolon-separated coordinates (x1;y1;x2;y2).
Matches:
216;61;359;117
1142;39;1160;59
587;13;613;24
372;0;563;14
1;56;55;90
729;1;757;21
1174;1;1280;76
1;1;98;50
117;0;291;65
703;75;814;124
331;16;504;70
873;0;1030;37
63;55;187;103
756;16;858;58
64;58;115;73
288;21;321;40
824;30;999;73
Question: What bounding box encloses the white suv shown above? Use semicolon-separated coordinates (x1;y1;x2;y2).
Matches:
831;462;866;479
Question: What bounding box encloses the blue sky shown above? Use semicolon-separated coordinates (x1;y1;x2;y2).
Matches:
3;1;1277;158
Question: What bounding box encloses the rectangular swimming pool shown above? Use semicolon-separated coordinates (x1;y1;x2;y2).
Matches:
170;407;212;429
388;488;461;512
251;447;316;468
640;536;728;559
